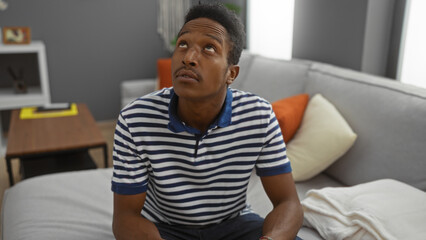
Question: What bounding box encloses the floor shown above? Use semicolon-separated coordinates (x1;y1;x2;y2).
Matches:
0;120;116;235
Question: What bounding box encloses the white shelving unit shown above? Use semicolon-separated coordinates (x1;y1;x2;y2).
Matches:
0;41;51;109
0;41;51;155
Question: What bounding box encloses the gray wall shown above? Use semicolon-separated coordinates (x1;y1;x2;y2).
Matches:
293;0;369;71
293;0;402;79
0;0;170;121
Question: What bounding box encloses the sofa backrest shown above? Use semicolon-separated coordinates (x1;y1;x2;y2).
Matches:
236;52;426;191
304;62;426;191
234;52;310;102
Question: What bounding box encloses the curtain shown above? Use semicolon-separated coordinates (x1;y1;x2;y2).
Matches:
157;0;191;53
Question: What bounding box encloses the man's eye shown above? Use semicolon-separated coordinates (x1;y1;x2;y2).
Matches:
205;45;215;52
178;42;187;48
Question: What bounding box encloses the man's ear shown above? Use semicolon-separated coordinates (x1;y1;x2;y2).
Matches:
226;65;240;85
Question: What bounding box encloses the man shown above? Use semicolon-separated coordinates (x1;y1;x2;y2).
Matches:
112;3;303;240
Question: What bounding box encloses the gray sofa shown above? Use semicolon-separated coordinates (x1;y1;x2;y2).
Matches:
121;51;426;239
2;51;425;239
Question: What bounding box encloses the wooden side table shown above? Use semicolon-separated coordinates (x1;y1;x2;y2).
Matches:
5;103;108;186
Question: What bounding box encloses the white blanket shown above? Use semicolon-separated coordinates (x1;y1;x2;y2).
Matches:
302;179;426;240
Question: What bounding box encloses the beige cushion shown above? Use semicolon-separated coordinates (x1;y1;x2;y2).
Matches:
287;94;357;182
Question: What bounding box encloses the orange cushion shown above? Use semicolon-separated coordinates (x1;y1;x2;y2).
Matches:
272;94;309;143
157;58;172;89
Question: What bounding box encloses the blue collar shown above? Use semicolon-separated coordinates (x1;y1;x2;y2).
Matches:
168;88;233;134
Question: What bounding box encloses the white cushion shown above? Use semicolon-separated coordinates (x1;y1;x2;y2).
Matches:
287;94;357;181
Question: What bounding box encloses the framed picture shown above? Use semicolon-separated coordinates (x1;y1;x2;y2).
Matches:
2;27;31;44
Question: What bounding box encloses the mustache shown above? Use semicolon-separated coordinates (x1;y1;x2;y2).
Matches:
174;66;202;80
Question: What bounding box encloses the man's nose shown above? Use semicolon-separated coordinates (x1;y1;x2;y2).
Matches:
182;48;198;67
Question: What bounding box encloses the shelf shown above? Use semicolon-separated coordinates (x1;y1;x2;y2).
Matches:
0;41;46;54
0;87;48;110
0;41;51;111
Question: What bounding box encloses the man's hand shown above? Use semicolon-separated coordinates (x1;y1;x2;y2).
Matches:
260;173;303;240
113;192;164;240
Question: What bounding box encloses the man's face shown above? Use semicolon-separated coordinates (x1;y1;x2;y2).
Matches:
171;18;238;102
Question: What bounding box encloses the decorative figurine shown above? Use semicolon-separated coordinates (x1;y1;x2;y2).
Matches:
7;66;27;94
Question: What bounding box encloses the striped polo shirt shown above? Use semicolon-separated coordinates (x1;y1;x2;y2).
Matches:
111;87;291;226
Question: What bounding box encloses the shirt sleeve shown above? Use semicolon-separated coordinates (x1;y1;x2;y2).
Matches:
111;113;149;195
255;106;292;177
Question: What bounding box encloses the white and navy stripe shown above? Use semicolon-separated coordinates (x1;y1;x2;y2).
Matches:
111;87;291;226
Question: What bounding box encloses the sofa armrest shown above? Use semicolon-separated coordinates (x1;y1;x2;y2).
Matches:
121;79;156;108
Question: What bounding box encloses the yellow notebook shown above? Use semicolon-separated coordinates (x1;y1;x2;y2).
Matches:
20;103;78;119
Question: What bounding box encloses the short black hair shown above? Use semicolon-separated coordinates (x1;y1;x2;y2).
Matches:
183;3;245;65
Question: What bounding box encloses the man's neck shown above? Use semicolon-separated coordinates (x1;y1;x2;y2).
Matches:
177;90;227;134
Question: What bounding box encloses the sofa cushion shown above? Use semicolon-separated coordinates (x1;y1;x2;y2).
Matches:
271;94;309;143
231;50;256;90
247;170;342;218
2;169;115;240
287;94;357;181
304;62;426;190
247;170;339;240
238;55;310;102
247;170;342;240
120;79;156;108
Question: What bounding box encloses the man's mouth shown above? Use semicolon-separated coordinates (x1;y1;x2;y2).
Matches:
175;69;200;82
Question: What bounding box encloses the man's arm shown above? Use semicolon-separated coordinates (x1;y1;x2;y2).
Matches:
260;172;303;240
113;192;164;240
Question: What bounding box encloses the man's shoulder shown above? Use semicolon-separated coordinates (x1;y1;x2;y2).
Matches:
120;88;172;115
230;88;271;107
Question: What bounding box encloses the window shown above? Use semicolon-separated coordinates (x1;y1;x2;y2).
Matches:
398;0;426;88
247;0;295;60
